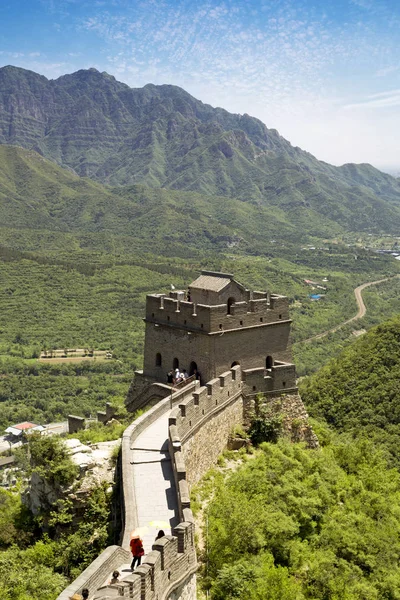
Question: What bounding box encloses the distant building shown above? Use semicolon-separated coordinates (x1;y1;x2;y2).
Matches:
5;422;44;440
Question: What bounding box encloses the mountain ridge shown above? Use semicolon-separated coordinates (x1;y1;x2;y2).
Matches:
1;65;400;234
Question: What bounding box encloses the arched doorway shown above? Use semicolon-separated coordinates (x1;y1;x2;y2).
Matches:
266;355;274;369
227;297;235;315
173;357;179;370
155;352;162;367
231;361;240;368
189;361;197;376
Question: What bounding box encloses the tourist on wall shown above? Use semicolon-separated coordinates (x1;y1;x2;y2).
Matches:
130;535;145;570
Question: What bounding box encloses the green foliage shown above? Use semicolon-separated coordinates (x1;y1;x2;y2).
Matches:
248;410;282;445
0;479;113;598
203;434;400;599
71;420;126;444
0;358;132;432
300;315;400;465
0;544;68;600
211;553;303;600
29;433;78;488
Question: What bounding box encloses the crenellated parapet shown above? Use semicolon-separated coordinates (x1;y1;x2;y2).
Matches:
169;365;244;489
242;361;297;397
145;292;290;334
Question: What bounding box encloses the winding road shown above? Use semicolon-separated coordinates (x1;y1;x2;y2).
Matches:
301;274;399;344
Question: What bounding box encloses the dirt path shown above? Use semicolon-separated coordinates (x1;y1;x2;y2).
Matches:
301;274;399;344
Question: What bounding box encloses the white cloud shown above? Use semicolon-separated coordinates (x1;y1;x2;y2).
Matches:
345;90;400;109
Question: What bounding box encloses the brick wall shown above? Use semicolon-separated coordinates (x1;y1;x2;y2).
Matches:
169;365;243;488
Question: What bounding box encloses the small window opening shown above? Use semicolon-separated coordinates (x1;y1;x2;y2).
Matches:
260;317;263;322
201;323;203;329
266;356;274;369
219;324;222;330
184;319;187;325
279;314;282;319
155;353;162;367
231;361;240;368
282;381;286;387
227;297;235;315
152;312;154;318
253;386;256;391
189;361;198;376
240;320;243;326
173;357;179;370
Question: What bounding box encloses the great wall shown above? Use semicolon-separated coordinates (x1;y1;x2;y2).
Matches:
57;271;317;600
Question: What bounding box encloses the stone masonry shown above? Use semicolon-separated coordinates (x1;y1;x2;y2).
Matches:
127;271;296;412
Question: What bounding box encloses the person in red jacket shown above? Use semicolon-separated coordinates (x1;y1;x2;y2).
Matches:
130;535;145;570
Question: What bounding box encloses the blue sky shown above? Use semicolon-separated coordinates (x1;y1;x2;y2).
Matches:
1;0;399;170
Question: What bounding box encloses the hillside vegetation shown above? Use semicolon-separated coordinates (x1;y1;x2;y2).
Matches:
197;433;400;600
300;315;400;465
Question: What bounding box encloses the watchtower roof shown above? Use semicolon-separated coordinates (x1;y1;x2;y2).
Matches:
189;270;236;292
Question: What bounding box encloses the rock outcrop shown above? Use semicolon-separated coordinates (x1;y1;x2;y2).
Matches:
25;438;120;517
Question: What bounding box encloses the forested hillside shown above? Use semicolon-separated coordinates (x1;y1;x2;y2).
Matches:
197;433;400;599
300;315;400;465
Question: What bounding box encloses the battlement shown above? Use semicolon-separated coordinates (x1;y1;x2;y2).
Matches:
145;291;289;333
169;365;243;488
242;361;297;396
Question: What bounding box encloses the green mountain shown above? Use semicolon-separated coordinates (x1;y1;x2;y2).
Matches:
1;65;400;234
0;144;350;253
301;315;400;465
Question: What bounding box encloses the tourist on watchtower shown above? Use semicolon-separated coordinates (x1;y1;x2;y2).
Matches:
167;370;174;384
81;589;89;600
155;529;165;541
130;535;145;570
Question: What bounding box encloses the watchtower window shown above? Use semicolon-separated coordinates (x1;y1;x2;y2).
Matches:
266;355;274;369
231;361;240;368
155;353;162;367
173;357;179;370
227;297;235;315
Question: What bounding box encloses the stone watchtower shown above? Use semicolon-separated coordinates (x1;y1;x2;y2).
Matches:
126;271;297;411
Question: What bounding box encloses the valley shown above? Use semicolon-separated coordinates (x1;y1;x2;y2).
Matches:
1;66;400;600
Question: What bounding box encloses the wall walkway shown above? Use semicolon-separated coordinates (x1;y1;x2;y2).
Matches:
59;365;281;600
